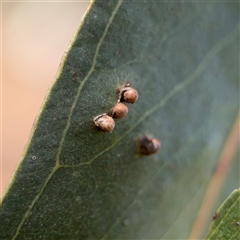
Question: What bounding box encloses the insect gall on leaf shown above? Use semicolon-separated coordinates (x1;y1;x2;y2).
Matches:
93;114;115;132
139;135;161;155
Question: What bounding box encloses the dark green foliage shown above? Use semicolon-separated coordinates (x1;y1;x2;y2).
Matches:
1;1;239;239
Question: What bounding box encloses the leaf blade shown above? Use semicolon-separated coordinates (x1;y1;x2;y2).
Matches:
206;189;240;240
1;1;239;239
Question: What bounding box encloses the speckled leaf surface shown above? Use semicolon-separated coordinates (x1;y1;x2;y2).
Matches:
207;189;240;240
1;1;239;239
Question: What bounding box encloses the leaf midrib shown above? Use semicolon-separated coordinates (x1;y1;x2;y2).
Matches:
11;1;123;239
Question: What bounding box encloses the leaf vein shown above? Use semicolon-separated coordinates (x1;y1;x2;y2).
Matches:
101;94;238;240
63;22;239;170
208;193;240;239
11;1;123;239
99;23;239;239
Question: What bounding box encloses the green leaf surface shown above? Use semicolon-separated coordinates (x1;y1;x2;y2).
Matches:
1;1;239;239
207;189;240;240
200;149;240;239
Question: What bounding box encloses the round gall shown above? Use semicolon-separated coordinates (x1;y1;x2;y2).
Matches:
94;114;115;132
112;103;128;119
123;88;138;103
139;135;161;155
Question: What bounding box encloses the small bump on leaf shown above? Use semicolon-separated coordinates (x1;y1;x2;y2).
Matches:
117;83;138;104
139;135;161;155
111;102;128;119
94;114;115;132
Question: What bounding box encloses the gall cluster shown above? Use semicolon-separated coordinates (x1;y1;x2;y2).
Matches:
93;83;161;156
94;83;138;132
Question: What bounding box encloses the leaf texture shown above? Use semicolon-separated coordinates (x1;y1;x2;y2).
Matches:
207;189;240;240
1;1;239;239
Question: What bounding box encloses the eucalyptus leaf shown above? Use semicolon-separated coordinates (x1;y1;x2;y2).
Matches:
199;149;240;239
206;189;240;240
1;1;239;239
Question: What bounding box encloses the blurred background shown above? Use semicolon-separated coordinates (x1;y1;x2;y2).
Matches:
1;1;90;194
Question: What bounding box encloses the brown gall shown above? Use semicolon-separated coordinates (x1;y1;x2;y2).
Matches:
94;114;115;132
139;135;161;155
111;102;128;119
117;84;138;104
122;88;138;103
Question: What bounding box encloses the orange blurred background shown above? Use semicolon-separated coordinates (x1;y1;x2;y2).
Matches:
1;2;90;194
